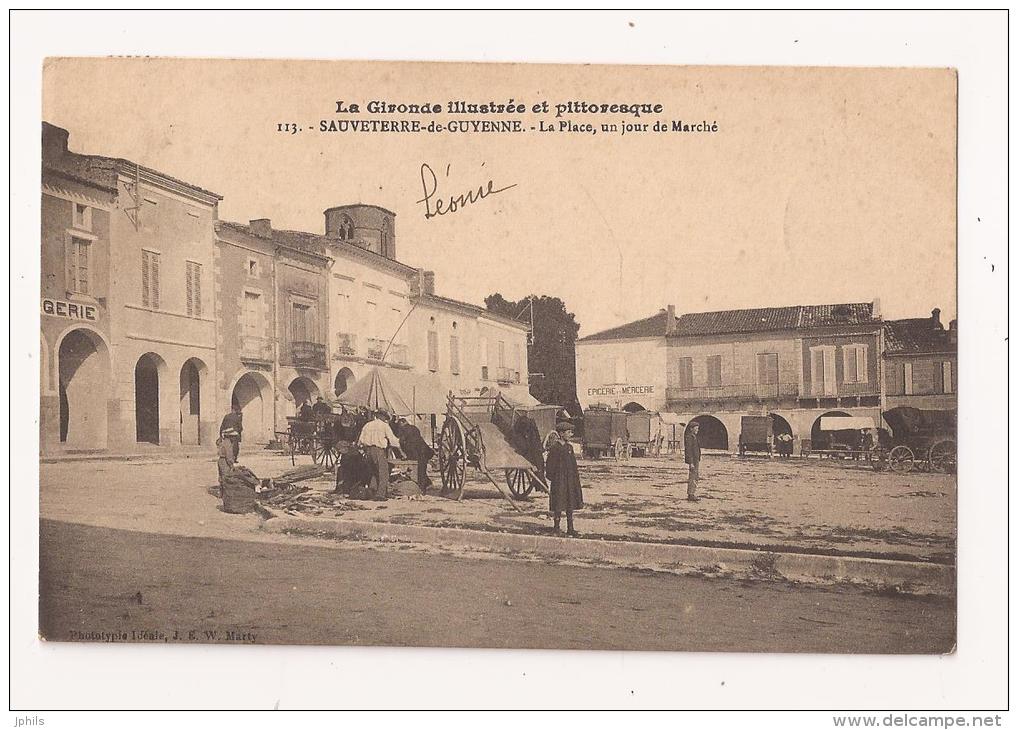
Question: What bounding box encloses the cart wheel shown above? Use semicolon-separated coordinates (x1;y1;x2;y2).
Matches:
289;435;298;466
888;445;915;473
320;444;339;470
505;468;534;499
309;441;323;465
928;439;956;474
438;416;467;498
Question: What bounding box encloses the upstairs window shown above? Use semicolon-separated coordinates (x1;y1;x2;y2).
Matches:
428;331;439;371
842;344;868;383
185;261;202;318
707;355;723;387
677;357;693;389
72;203;92;231
756;353;778;385
141;250;160;309
450;335;460;375
942;361;954;394
65;236;91;295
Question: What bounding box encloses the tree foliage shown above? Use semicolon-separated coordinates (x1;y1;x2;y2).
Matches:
484;293;581;414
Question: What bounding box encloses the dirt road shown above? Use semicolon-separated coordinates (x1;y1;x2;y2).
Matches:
40;519;954;653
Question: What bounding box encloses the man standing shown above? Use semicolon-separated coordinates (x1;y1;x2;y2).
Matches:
219;404;243;461
357;409;400;501
546;422;584;537
684;422;701;502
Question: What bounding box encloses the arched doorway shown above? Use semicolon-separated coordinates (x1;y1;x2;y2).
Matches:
288;376;320;415
810;410;852;450
769;413;793;437
135;353;166;444
179;358;207;446
688;415;728;450
622;401;647;413
688;414;728;450
334;367;355;396
232;372;271;444
58;328;111;449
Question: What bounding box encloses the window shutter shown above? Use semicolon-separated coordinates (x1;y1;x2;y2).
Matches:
66;238;77;292
857;346;867;383
193;264;202;318
933;360;944;393
78;242;89;294
823;348;836;395
185;264;194;316
943;362;954;394
150;253;160;309
141;251;150;307
810;350;822;395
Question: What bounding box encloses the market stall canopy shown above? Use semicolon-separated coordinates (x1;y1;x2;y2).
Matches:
820;416;875;431
499;388;543;408
336;367;415;416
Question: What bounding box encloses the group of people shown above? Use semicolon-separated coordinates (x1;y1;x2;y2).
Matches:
338;409;434;502
214;397;705;533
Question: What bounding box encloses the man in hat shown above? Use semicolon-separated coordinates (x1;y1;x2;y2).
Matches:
311;396;332;419
356;409;400;501
684;421;702;502
545;421;584;537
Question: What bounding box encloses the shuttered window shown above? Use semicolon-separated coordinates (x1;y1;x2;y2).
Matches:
185;261;202;317
811;347;837;396
678;357;693;389
942;361;954;394
291;303;310;342
65;236;90;294
842;344;868;383
756;353;778;385
428;331;439;371
904;362;914;395
450;335;460;375
707;355;723;387
141;250;160;309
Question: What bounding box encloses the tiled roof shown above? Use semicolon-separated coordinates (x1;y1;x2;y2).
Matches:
884;318;956;355
579;302;877;342
577;310;675;342
45;151;222;199
217;220;416;272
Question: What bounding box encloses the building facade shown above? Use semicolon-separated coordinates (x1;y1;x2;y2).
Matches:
577;301;890;453
883;309;958;412
213;206;531;444
41;122;222;455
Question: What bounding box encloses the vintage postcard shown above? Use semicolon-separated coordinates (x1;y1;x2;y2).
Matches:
38;58;957;654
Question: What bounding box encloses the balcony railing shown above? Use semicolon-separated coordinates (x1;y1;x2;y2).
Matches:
292;341;327;370
364;337;386;361
666;382;800;401
388;343;409;366
239;335;273;363
333;332;357;358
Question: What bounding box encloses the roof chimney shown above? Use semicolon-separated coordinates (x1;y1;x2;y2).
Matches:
665;305;677;336
948;319;957;345
42;122;69;164
249;219;272;238
931;308;942;329
422;271;435;296
871;297;881;318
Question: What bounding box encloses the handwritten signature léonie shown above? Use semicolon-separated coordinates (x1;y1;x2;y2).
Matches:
416;162;517;220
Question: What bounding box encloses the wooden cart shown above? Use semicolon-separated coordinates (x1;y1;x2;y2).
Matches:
280;410;369;469
437;392;552;507
581;405;629;459
880;407;957;474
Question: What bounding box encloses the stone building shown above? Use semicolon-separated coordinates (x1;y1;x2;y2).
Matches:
214;205;531;444
883;309;958;411
41;122;222;454
577;301;885;453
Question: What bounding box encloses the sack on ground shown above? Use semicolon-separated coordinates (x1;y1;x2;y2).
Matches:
221;475;258;514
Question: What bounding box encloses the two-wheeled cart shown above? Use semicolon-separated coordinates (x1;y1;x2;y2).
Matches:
437;392;553;509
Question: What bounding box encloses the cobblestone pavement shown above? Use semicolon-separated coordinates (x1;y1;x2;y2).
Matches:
40;449;955;563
